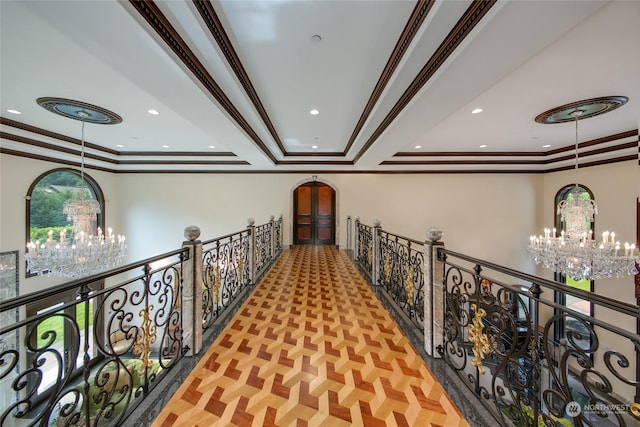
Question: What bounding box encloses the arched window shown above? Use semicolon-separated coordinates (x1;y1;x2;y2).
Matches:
25;168;105;272
24;168;105;398
554;184;594;343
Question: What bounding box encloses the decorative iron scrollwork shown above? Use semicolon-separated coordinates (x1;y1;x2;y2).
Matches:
405;265;414;307
468;304;491;374
133;306;157;374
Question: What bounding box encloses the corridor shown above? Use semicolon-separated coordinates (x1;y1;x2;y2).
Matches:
151;245;468;426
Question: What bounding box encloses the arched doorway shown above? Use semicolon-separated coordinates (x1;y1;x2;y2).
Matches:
293;182;335;245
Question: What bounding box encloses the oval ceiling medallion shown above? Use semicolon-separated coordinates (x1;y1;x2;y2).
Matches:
534;96;628;124
36;97;122;125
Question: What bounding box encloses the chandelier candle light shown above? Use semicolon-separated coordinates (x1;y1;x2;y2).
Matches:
528;97;639;281
26;99;126;278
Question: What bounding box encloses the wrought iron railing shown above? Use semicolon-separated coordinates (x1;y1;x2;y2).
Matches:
378;230;425;330
254;221;273;281
351;218;640;425
354;220;373;282
201;230;250;330
200;216;283;330
437;248;640;427
1;216;285;427
274;215;283;256
353;220;424;330
0;249;187;427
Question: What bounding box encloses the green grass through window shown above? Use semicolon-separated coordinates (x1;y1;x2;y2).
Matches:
37;301;93;347
566;277;590;291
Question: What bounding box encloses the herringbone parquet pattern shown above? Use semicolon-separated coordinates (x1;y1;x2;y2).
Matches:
152;246;468;426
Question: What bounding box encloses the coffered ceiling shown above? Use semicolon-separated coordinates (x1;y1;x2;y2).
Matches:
1;0;638;173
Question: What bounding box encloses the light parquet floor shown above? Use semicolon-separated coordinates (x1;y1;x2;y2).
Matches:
152;245;468;427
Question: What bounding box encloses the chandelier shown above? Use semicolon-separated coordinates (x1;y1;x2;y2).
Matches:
528;97;639;280
26;98;126;278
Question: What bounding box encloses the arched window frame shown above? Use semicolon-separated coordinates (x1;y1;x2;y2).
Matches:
553;183;595;341
25;167;106;277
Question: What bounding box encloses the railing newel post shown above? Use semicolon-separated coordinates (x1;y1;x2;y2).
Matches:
182;225;202;356
424;227;444;358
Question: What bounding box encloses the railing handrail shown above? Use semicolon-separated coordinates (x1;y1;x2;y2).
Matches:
201;229;249;246
440;248;640;318
378;229;422;246
0;247;189;313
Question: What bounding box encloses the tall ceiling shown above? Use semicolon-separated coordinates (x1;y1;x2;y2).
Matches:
1;0;638;173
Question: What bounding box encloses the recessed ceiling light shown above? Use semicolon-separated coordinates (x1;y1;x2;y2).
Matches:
310;109;319;115
161;144;169;148
311;145;318;149
209;145;216;149
542;144;551;148
116;144;124;148
479;144;487;148
7;109;22;115
148;109;159;115
414;145;422;149
471;108;483;114
311;34;322;43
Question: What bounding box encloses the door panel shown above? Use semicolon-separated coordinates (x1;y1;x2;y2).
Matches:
294;183;335;245
315;185;334;245
295;186;313;243
297;187;312;214
317;186;332;215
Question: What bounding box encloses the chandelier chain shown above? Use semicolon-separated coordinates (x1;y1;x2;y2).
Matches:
79;110;88;185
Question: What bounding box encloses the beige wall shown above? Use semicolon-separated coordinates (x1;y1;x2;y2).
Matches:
2;155;543;292
113;172;541;274
3;153;637;296
2;153;639;401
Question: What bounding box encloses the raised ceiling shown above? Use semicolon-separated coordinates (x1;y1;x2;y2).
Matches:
1;0;638;173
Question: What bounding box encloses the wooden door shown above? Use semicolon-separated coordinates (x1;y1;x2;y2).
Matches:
294;183;335;245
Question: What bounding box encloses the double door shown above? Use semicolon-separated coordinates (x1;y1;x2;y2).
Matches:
294;182;335;245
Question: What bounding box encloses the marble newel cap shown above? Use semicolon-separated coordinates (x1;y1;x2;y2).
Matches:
184;225;201;241
426;227;443;242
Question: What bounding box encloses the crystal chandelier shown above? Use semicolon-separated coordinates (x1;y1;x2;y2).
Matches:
26;99;126;278
528;100;639;280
